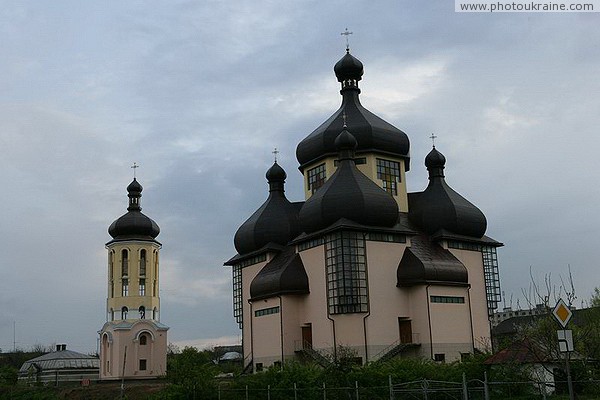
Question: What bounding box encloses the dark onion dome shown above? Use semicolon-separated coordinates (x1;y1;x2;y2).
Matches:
408;147;487;238
108;178;160;241
334;50;364;82
299;128;399;234
397;235;468;287
296;50;410;172
250;246;309;301
234;162;301;255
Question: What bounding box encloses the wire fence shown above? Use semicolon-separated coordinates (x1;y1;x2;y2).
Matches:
208;376;600;400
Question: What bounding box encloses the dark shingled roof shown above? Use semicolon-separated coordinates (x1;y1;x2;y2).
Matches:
234;163;302;255
397;235;468;286
408;147;487;238
108;178;160;243
484;340;551;365
296;51;410;172
299;129;399;234
250;246;309;300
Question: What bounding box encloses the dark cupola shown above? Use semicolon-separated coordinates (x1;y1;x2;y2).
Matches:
234;162;301;255
299;127;399;234
408;147;487;238
296;50;410;172
108;178;160;241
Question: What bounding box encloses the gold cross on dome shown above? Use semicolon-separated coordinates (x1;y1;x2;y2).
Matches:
341;28;353;51
131;162;139;178
272;148;279;163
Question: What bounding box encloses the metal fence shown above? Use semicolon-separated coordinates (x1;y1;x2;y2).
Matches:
211;375;600;400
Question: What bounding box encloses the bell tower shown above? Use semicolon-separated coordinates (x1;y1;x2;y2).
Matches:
99;171;168;380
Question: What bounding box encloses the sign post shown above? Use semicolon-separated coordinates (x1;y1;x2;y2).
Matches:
552;299;574;400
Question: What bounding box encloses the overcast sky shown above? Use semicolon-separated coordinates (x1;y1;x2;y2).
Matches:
0;1;599;354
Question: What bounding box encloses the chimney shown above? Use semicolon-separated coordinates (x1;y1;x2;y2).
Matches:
56;344;67;351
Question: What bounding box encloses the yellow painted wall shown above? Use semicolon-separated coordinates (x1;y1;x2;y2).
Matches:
106;240;162;321
302;154;408;211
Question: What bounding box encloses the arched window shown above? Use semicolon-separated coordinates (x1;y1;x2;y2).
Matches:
139;306;145;319
153;307;158;321
140;249;146;276
122;279;129;296
109;251;114;279
121;306;128;319
110;308;115;321
121;249;129;277
139;334;147;345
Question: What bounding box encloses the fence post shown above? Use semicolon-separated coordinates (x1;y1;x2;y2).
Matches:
294;382;298;400
323;382;326;400
246;384;249;400
389;375;393;400
462;373;469;400
268;384;271;400
422;379;429;400
484;372;490;400
218;383;221;400
355;380;359;400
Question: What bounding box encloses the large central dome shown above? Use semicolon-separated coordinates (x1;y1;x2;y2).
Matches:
296;50;410;172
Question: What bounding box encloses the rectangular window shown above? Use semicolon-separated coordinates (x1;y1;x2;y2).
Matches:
122;279;129;297
307;163;326;194
376;158;401;196
139;279;146;296
255;363;263;372
110;281;114;298
334;157;366;166
297;237;324;251
434;353;446;363
255;306;280;317
447;240;481;251
139;359;147;371
325;231;369;315
365;232;406;243
482;246;501;316
430;295;465;304
232;265;243;328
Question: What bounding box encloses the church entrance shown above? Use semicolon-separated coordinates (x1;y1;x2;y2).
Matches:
398;318;413;344
301;325;312;349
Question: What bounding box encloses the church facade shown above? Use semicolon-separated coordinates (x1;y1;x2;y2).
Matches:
225;50;502;371
99;177;168;380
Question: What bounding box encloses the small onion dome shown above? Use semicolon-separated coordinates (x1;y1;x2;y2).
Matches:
408;147;487;238
296;51;410;173
265;161;286;186
425;147;446;170
334;50;364;83
234;163;301;255
108;178;160;240
299;129;399;234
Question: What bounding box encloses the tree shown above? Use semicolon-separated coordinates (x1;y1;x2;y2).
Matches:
166;346;217;397
590;287;600;307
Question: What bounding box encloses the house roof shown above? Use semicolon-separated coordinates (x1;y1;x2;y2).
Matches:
19;350;98;373
484;340;552;365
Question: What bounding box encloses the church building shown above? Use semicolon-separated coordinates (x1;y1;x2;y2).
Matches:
225;49;502;371
99;176;169;379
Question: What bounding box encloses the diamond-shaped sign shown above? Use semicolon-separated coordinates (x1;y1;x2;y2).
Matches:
552;298;573;328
